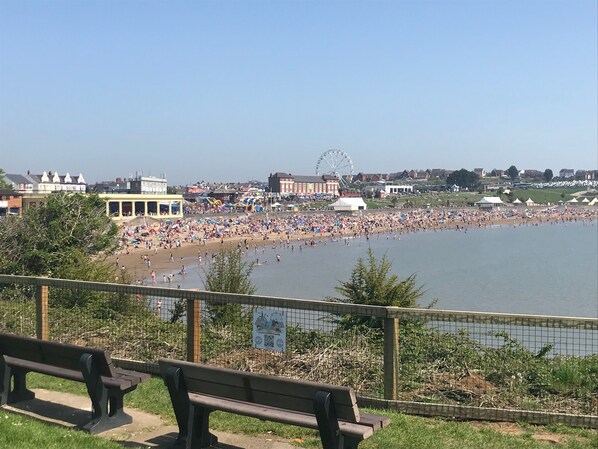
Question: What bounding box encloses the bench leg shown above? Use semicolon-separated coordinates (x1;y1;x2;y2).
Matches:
341;437;361;449
0;357;9;405
164;366;217;449
0;358;35;405
164;367;190;447
80;353;132;434
314;390;341;449
187;404;218;449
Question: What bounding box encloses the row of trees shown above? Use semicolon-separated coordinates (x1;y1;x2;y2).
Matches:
0;192;118;280
446;166;554;190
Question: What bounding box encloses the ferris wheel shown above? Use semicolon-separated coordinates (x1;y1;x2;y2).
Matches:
315;149;354;188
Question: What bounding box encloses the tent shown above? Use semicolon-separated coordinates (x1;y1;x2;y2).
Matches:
475;197;504;209
588;198;598;206
329;197;367;212
512;198;522;205
525;198;535;206
581;197;590;203
566;197;578;204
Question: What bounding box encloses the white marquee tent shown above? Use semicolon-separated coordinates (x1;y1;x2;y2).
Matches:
329;197;367;212
475;197;504;209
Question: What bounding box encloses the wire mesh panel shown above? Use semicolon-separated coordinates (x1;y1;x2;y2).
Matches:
0;282;36;337
45;283;187;368
0;275;596;426
388;308;598;420
192;293;385;399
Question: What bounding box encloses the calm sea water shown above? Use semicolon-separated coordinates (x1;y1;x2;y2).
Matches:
172;221;598;318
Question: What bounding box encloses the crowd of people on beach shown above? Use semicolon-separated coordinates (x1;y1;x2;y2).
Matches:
115;206;597;257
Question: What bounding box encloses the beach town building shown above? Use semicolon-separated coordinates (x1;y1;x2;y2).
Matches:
408;170;430;180
354;173;388;183
129;175;167;195
522;169;543;179
98;193;183;221
24;171;87;194
3;171;87;210
429;169;450;179
3;174;34;194
559;169;575;179
473;168;486;178
0;189;23;216
575;170;598;181
268;173;339;196
88;178;130;194
384;184;414;195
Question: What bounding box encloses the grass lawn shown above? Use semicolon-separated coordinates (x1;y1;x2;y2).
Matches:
507;187;593;204
0;373;595;449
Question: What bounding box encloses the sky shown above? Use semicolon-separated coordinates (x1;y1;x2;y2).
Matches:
0;0;596;185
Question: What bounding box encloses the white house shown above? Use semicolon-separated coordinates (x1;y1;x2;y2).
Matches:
384;184;413;195
25;171;86;194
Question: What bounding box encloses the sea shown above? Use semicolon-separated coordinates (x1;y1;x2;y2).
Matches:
168;220;598;318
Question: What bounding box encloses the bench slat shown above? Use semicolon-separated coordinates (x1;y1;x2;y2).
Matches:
188;392;374;441
114;368;152;384
3;357;138;390
0;332;115;377
159;359;358;405
358;413;392;429
160;359;360;422
184;377;360;421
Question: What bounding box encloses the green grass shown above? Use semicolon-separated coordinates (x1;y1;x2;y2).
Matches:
506;187;590;204
0;413;125;449
3;373;591;449
364;187;595;209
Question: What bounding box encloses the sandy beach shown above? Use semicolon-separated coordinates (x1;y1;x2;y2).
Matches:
107;206;598;284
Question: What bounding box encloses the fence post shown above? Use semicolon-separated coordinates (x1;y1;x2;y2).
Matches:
35;282;49;340
187;298;201;363
383;316;399;400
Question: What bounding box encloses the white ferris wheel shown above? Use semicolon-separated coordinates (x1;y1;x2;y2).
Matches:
315;149;354;188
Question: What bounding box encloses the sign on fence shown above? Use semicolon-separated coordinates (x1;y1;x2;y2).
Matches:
252;308;286;352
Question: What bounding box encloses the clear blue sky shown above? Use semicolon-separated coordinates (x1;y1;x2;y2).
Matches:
1;0;596;184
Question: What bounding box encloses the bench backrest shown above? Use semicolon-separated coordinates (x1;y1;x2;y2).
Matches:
159;358;360;423
0;332;116;378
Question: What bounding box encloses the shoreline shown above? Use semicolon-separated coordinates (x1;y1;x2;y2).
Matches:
106;207;598;285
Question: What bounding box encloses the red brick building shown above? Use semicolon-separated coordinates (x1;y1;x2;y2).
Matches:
268;173;339;196
0;189;23;216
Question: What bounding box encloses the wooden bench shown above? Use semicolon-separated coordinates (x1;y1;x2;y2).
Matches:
159;358;390;449
0;332;151;434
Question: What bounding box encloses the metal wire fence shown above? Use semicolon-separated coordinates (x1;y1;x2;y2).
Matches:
0;275;596;427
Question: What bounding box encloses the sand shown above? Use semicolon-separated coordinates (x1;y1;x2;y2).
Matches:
107;207;597;284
